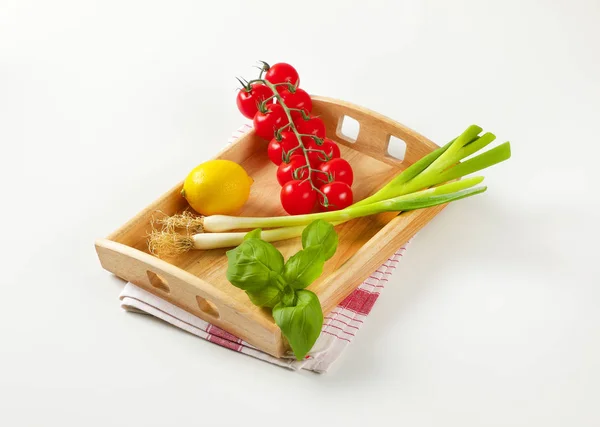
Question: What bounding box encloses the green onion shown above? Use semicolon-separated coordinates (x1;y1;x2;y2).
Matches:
354;126;507;206
202;177;486;232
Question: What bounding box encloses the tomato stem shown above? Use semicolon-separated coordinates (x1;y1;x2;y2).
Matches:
262;94;277;104
292;164;309;180
258;60;270;76
288;108;310;119
284;145;303;162
296;134;324;145
252;78;329;207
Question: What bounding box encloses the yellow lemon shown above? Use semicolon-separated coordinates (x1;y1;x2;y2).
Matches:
181;160;253;215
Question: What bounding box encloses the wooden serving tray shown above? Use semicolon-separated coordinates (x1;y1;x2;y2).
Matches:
95;96;446;358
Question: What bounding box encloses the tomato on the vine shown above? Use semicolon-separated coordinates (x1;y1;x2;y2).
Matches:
265;63;299;92
267;132;300;165
291;151;319;169
318;181;353;212
316;157;353;186
281;180;317;215
315;138;341;162
280;88;312;121
295;116;326;145
236;83;273;119
276;156;308;186
235;61;356;216
301;137;340;168
323;138;341;158
253;103;289;140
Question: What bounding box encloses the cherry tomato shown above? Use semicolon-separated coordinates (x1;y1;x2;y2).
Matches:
267;132;300;165
253;103;289;140
281;180;317;215
301;138;340;168
318;181;353;212
289;109;310;124
236;84;273;119
316;158;353;186
314;138;340;162
295;116;326;145
276;156;309;186
280;88;312;121
322;138;341;159
290;151;318;169
265;63;300;92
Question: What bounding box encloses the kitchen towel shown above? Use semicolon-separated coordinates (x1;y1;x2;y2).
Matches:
119;124;410;373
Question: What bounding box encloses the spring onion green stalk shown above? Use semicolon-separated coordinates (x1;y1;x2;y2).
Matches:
202;177;486;232
355;126;508;206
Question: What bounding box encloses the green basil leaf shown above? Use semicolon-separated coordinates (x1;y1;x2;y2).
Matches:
273;290;323;360
301;219;338;261
280;285;296;307
244;228;262;240
282;246;325;289
246;285;281;308
226;239;284;293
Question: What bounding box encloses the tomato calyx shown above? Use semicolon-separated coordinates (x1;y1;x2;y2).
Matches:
258;60;270;73
236;77;250;91
257;99;272;114
297;135;324;147
292;165;309;180
318;181;353;211
288;108;310;120
281;146;302;163
273;124;293;141
305;148;332;163
313;169;333;185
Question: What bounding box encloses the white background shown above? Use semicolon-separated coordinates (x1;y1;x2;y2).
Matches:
1;0;599;425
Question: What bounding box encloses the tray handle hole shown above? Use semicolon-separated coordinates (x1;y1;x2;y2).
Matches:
146;271;170;293
337;115;360;143
196;296;220;319
387;135;407;161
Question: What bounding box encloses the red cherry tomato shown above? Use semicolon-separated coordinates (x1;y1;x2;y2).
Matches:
301;138;340;168
289;109;310;124
236;84;273;119
276;156;309;186
291;151;319;169
294;116;326;145
318;181;353;211
321;138;341;159
265;63;300;92
253;103;289;140
313;138;340;162
280;180;317;215
267;132;300;165
280;88;312;121
316;158;353;186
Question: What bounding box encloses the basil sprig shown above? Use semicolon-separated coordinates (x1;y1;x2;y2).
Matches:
226;219;338;360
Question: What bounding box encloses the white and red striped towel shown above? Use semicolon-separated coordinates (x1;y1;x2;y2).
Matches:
119;124;410;373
